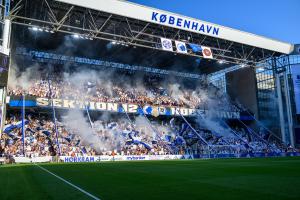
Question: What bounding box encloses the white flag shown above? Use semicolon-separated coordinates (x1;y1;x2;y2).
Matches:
175;41;188;54
201;46;213;59
161;38;173;52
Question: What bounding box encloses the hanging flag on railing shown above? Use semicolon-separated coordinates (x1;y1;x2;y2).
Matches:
175;41;187;54
201;46;213;59
188;43;202;53
160;38;173;52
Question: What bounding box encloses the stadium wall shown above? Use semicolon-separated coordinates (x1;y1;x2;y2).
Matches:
10;152;300;163
226;67;258;118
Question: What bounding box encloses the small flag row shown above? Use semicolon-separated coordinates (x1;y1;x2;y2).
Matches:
160;37;213;59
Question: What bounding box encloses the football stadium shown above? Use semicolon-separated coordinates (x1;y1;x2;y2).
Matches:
0;0;300;199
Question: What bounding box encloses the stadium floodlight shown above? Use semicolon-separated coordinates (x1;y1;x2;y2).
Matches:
72;34;80;39
218;60;225;64
257;67;264;72
32;27;38;31
50;30;55;34
112;41;116;45
38;28;43;32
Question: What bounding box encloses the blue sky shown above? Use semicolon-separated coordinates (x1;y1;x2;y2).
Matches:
129;0;299;44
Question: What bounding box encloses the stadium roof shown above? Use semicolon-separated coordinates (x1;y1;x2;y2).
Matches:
56;0;294;54
9;0;294;66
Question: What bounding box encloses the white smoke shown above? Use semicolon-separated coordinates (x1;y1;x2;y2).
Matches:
134;115;155;140
61;109;105;152
8;62;43;90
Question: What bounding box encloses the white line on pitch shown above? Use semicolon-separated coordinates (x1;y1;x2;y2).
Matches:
35;163;101;200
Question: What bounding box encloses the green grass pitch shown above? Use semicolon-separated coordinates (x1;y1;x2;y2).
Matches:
1;157;300;200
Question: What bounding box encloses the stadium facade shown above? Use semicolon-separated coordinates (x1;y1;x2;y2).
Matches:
0;0;300;162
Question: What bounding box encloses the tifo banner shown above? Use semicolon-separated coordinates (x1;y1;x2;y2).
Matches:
31;97;240;119
291;64;300;114
7;96;241;119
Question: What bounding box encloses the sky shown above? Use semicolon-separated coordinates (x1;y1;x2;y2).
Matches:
129;0;300;44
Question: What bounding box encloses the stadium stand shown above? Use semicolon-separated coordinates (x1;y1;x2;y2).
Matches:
0;0;299;164
2;68;295;160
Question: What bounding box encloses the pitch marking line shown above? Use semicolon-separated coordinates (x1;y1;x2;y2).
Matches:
35;163;101;200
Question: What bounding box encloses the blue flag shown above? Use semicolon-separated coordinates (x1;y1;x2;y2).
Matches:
140;141;152;150
179;123;189;136
174;136;185;145
26;127;36;134
64;137;71;143
15;120;29;129
3;120;29;134
42;130;51;137
108;122;118;129
81;147;87;154
3;124;16;134
75;140;81;146
6;131;16;138
165;135;172;142
188;43;202;53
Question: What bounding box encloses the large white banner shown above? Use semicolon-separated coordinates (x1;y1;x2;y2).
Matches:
291;64;300;114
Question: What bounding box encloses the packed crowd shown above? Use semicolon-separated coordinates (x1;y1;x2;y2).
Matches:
8;75;238;111
0;112;292;158
2;71;291;158
8;79;194;107
0;114;179;157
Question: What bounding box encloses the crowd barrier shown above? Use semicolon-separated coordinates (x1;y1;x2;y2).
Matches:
196;152;300;159
4;153;300;163
0;157;5;164
14;156;53;163
61;155;191;163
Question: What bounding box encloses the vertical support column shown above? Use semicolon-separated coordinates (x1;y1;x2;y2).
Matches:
1;0;11;54
2;19;11;54
283;63;295;147
4;0;10;17
0;0;10;142
274;59;287;143
22;95;25;156
0;88;6;138
0;0;3;19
